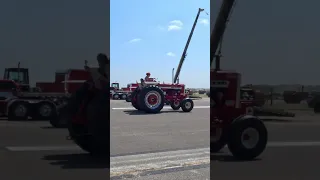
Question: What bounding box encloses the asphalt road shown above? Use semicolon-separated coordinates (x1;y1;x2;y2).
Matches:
0;98;320;180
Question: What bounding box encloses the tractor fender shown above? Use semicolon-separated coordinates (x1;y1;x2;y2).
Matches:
232;114;260;124
182;97;192;101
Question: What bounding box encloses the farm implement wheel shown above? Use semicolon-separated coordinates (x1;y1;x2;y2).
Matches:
170;100;181;110
125;95;132;102
34;102;57;120
112;94;120;100
138;86;164;113
181;98;194;112
121;94;127;100
8;101;29;121
227;116;268;160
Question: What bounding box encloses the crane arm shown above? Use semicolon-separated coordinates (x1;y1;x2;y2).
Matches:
173;8;204;84
210;0;236;68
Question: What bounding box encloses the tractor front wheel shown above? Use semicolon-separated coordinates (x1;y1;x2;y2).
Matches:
181;99;194;112
227;115;268;160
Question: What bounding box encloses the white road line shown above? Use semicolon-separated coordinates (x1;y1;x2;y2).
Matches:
115;129;209;137
112;106;210;110
6;141;320;152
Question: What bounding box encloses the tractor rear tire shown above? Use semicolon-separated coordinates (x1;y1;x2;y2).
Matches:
69;124;108;156
73;135;109;156
181;99;194;112
211;127;227;153
131;89;141;110
69;91;109;156
138;86;164;113
314;103;320;113
227;115;267;160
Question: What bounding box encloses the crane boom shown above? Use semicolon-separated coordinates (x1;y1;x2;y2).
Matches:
173;8;205;83
210;0;236;69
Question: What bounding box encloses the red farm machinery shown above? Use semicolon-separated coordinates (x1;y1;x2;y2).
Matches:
210;0;268;160
129;8;206;113
110;82;137;100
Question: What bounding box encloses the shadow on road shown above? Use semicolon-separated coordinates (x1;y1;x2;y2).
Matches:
40;126;67;129
42;153;110;169
124;110;188;115
211;154;261;162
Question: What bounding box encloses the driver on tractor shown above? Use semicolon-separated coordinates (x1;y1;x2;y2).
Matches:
145;72;155;82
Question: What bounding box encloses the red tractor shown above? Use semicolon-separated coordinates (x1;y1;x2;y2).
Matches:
130;78;194;113
210;0;268;160
128;8;207;113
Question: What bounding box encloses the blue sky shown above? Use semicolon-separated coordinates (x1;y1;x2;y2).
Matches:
110;0;210;88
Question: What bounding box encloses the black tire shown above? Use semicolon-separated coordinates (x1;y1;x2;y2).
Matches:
181;99;194;112
34;102;57;120
112;94;120;100
131;89;140;110
314;103;320;113
68;117;108;156
125;95;132;102
138;86;164;113
120;94;127;100
227;116;268;160
73;135;109;156
8;101;29;121
211;127;227;153
170;101;180;110
50;112;68;128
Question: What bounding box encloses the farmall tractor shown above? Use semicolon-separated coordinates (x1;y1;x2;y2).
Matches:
129;8;207;113
130;77;194;113
210;0;268;160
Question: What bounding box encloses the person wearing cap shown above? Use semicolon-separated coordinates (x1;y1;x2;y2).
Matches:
145;72;155;82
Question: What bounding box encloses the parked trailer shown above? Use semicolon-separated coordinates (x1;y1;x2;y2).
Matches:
110;82;138;100
1;66;93;121
0;79;69;120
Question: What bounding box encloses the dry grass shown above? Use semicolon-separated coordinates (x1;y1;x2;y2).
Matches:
189;93;208;98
